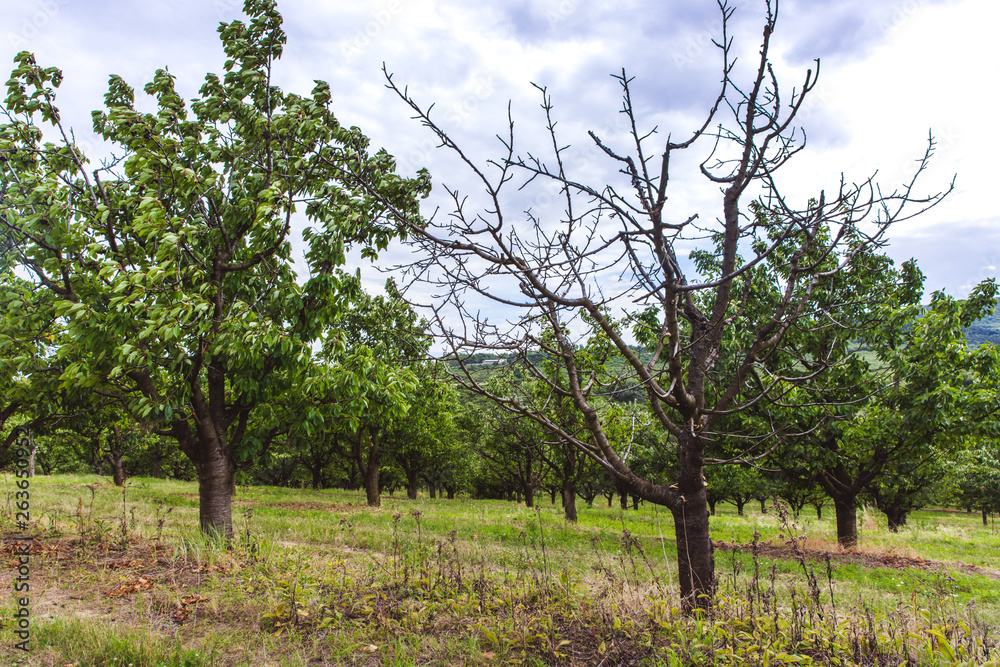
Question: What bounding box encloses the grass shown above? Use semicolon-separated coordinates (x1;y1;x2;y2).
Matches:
2;473;1000;665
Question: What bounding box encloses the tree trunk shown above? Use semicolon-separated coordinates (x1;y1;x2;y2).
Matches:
707;497;717;516
671;485;714;611
885;503;907;532
195;447;234;540
983;507;989;527
347;459;360;490
428;482;437;499
523;483;535;508
445;485;456;500
364;461;380;507
735;499;746;517
815;504;822;520
562;481;577;523
620;491;629;511
106;451;125;487
759;498;767;513
833;495;858;548
406;468;419;500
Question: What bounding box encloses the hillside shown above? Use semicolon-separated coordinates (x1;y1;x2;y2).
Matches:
965;307;1000;347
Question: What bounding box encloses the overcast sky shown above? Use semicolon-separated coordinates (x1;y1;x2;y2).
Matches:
4;0;998;301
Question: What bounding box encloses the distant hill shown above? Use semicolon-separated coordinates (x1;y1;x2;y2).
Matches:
965;306;1000;347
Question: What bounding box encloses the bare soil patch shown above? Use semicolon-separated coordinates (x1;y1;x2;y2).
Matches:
714;539;1000;580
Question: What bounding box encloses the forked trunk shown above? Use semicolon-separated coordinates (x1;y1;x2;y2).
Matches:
106;452;125;487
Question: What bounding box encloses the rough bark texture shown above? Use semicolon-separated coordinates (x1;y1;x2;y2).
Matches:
671;486;714;609
195;446;234;540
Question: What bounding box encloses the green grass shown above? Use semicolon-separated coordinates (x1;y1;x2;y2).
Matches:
3;473;1000;665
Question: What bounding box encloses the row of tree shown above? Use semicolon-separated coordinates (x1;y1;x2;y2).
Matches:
3;0;999;613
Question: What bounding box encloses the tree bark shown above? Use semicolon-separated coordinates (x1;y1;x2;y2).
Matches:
885;503;907;532
523;483;535;508
106;452;125;487
195;445;234;540
562;480;577;523
671;485;714;610
364;460;380;507
833;495;858;548
406;467;419;500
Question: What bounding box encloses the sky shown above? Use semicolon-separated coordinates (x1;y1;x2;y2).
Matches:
3;0;998;303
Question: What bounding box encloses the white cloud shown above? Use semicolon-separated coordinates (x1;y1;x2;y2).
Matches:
1;0;993;299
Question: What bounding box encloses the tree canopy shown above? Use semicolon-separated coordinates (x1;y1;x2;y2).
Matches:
0;0;428;537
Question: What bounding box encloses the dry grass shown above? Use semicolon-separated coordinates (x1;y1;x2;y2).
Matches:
4;475;1000;666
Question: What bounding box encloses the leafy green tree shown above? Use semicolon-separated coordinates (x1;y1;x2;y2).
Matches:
773;281;998;546
0;1;427;537
313;284;426;507
863;454;946;531
386;363;461;500
949;441;1000;526
468;390;547;506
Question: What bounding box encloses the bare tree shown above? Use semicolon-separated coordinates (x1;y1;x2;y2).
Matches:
372;1;951;609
